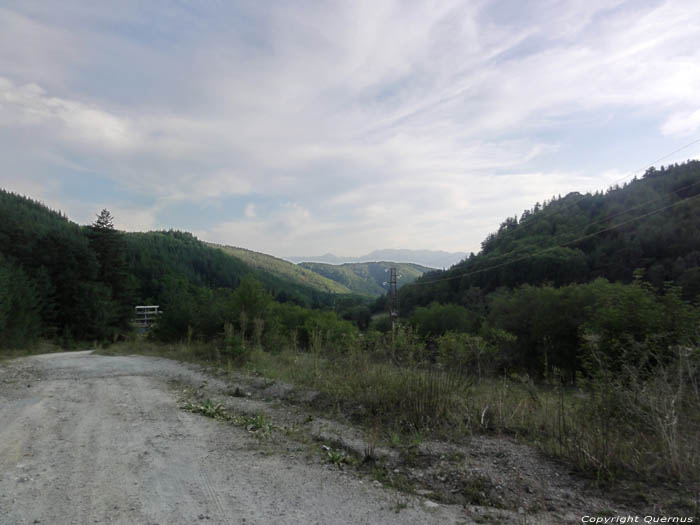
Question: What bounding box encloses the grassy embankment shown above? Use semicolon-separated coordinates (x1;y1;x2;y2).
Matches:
98;330;700;505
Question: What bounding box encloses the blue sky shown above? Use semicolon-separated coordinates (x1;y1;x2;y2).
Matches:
1;0;699;257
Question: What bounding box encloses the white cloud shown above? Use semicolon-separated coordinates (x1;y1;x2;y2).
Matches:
202;202;326;254
109;205;158;232
661;109;700;137
1;1;699;256
0;77;136;150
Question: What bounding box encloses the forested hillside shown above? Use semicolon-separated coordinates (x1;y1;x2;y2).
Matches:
123;231;340;308
388;161;700;381
208;243;353;294
401;161;700;311
299;261;431;296
0;191;109;346
0;190;340;348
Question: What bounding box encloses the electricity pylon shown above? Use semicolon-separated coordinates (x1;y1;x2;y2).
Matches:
388;267;398;331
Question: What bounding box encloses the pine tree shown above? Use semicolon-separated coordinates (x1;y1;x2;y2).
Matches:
89;209;132;330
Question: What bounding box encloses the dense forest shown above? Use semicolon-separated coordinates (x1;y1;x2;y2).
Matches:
392;161;700;378
0;191;355;348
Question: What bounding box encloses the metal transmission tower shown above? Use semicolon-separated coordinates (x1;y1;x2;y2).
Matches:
388;267;399;329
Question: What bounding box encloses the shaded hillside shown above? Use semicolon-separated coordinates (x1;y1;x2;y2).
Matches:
0;189;337;347
0;189;99;344
299;261;431;296
124;232;336;309
207;243;352;295
401;161;700;311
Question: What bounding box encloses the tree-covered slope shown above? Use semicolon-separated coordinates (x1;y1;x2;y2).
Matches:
401;161;700;311
0;190;120;344
299;261;431;296
207;243;352;294
0;189;338;347
122;231;343;309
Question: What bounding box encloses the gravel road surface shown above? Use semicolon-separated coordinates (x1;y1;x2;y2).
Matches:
0;351;466;524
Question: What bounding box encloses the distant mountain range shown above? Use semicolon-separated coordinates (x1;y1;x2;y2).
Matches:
286;249;467;269
208;244;432;296
298;261;432;296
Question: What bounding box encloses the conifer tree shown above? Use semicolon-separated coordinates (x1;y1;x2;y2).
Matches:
89;209;132;329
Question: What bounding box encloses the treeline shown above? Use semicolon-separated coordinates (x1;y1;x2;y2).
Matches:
174;269;696;385
398;277;697;381
153;274;357;352
0;192;121;346
0;190;355;349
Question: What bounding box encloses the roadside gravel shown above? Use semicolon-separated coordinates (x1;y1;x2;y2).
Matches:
0;351;466;524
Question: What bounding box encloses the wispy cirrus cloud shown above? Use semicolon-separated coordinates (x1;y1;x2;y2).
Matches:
0;0;699;255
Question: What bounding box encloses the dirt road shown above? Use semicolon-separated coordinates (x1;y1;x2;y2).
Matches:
0;351;466;524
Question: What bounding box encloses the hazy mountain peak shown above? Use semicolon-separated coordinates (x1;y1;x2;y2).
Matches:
286;249;467;269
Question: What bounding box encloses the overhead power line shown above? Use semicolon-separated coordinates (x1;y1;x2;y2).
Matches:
498;136;700;236
412;190;700;287
608;136;700;187
564;177;700;231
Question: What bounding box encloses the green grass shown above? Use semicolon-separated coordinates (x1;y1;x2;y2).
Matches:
182;398;227;419
100;338;470;436
99;338;700;497
324;446;354;468
241;347;470;435
465;359;700;486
